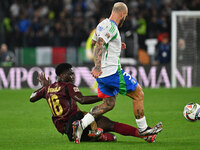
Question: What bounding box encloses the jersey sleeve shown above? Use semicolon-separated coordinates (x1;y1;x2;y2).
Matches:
37;87;46;98
30;86;46;101
95;21;117;44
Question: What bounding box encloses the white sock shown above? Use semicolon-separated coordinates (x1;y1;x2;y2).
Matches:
81;113;95;130
136;116;148;132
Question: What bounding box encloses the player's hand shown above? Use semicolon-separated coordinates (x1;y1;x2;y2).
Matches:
38;72;50;86
121;42;126;50
91;67;102;78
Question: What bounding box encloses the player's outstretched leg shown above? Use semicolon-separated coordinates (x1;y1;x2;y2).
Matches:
96;116;160;143
139;121;163;136
72;120;83;144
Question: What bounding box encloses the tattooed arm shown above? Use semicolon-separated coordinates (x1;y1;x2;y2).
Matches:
91;37;105;78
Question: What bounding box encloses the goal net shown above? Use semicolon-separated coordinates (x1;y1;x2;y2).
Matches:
171;11;200;87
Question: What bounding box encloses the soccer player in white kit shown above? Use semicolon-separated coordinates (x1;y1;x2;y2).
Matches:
72;2;162;144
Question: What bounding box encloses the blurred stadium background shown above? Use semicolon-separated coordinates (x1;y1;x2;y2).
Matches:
0;0;200;89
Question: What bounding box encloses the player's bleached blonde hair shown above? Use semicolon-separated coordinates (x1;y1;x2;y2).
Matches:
112;2;128;13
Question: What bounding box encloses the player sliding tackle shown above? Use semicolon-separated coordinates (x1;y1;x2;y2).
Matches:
73;2;162;144
30;63;158;143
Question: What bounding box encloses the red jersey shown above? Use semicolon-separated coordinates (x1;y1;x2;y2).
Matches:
34;82;81;134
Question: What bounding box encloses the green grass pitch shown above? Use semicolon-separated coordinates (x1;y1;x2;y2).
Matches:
0;87;200;150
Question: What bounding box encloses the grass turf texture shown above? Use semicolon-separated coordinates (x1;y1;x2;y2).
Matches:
0;87;200;150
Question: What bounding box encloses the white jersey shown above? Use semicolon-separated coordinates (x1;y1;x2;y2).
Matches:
92;18;121;78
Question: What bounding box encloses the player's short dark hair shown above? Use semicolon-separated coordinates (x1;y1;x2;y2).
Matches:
55;63;72;76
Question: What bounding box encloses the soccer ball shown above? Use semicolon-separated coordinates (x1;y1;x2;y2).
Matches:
183;102;200;121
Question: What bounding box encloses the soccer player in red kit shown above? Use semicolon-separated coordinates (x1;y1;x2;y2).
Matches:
30;63;158;143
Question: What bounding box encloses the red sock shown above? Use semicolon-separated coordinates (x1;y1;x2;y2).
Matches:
113;122;140;137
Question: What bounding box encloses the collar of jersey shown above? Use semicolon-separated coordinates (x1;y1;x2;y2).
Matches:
109;19;117;27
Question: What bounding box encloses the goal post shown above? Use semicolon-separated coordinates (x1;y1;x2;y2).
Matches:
171;11;200;88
